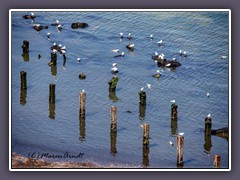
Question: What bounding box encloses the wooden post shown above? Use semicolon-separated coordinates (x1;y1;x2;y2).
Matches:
139;90;146;106
142;123;150;147
20;88;27;105
139;103;146;120
171;118;178;136
110;130;117;156
177;135;184;167
21;40;29;53
110;106;117;132
20;71;27;89
205;116;212;136
49;102;55;119
142;145;149;167
79;116;86;142
51;64;57;76
51;52;57;65
49;84;55;103
171;103;178;121
108;76;119;92
213;154;221;168
80;91;86;118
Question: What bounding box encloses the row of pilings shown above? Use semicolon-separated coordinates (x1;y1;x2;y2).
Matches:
19;40;223;168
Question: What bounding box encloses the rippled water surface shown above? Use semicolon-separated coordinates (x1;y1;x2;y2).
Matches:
11;10;229;169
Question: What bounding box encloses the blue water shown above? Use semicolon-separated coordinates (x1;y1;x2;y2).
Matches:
11;10;229;169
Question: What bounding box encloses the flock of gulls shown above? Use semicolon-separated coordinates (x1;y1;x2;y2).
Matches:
21;12;225;147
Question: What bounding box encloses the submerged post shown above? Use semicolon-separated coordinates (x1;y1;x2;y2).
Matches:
142;145;149;167
49;102;55;119
79;116;86;142
21;40;29;53
142;123;150;147
110;106;117;132
213;154;221;168
80;91;86;118
110;129;117;156
49;83;55;103
20;71;27;90
51;51;57;65
177;135;184;168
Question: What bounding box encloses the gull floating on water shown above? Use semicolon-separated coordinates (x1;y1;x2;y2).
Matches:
128;33;132;40
150;34;153;39
47;32;50;39
169;141;173;146
221;55;227;59
147;83;151;89
179;50;182;55
77;58;81;63
112;49;120;53
183;51;187;57
207;92;210;97
120;32;123;38
157;40;163;45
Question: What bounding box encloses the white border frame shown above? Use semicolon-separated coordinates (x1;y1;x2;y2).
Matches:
9;9;231;172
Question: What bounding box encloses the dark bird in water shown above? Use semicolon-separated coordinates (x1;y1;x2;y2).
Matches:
51;20;60;26
126;44;134;51
23;12;36;20
114;52;125;58
38;54;41;59
33;24;48;32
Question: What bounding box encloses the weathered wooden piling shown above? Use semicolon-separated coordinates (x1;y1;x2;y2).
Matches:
171;103;178;121
205;116;212;136
51;52;57;65
108;90;119;102
51;65;57;76
49;84;55;103
108;76;119;92
139;103;146;120
49;102;55;119
177;135;184;167
204;133;212;155
139;90;146;105
79;91;86;118
22;53;29;61
110;106;117;132
20;71;27;89
213;154;221;168
142;145;149;167
79;116;86;142
171;118;178;136
110;130;117;156
21;40;29;53
20;88;27;105
142;123;150;147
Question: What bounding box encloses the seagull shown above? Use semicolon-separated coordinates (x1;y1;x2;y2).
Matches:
221;55;227;59
140;87;144;92
169;141;173;146
207;114;211;118
179;50;183;56
112;49;120;53
57;24;62;31
178;132;184;136
157;40;163;45
47;32;50;39
150;34;153;40
112;63;117;67
128;33;132;40
52;49;57;53
120;32;123;38
53;42;56;46
58;44;62;48
77;58;81;63
166;63;171;67
129;44;134;48
56;20;60;24
172;57;176;61
147;83;151;89
170;100;176;104
155;52;158;56
31;12;35;16
140;124;144;128
183;51;187;57
207;92;210;97
82;89;85;93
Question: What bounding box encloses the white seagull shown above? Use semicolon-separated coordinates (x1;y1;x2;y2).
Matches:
178;132;184;136
77;58;81;63
179;50;182;55
112;49;120;53
183;51;187;57
207;92;210;97
82;89;85;93
207;114;211;118
221;55;227;59
147;83;151;89
157;40;163;45
120;32;123;38
169;141;173;146
150;34;153;39
129;44;134;48
170;100;176;104
112;63;117;67
141;87;144;92
155;52;158;56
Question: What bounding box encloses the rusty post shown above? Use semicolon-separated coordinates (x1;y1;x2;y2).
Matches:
177;135;184;168
49;84;55;103
80;91;86;118
213;154;221;168
142;123;150;147
79;116;86;142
